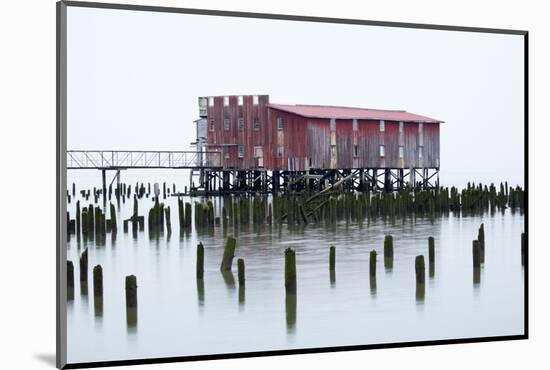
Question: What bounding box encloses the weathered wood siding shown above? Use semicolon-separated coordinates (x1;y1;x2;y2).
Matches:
306;119;331;170
422;123;440;168
206;95;269;169
206;96;440;170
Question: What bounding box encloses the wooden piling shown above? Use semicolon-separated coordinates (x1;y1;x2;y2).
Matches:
178;198;184;230
125;275;137;308
369;250;377;293
428;236;435;277
478;223;485;263
93;265;103;317
67;261;74;300
472;240;481;269
329;245;335;271
93;265;103;297
165;206;172;234
196;242;204;279
110;203;117;232
79;249;88;295
76;201;81;237
384;235;394;270
369;250;377;276
79;249;88;283
415;255;425;285
184;202;192;229
284;248;297;294
237;258;245;286
220;237;236;272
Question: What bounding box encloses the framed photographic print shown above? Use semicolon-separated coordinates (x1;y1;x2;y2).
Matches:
56;1;528;368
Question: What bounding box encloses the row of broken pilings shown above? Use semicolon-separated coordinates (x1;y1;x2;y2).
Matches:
147;197;173;238
67;201;118;245
68;181;182;205
66;201;129;245
67;247;138;327
67;181;525;241
67;196;175;246
190;181;525;233
275;182;525;228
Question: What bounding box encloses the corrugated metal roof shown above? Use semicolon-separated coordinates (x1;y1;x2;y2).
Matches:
268;104;443;123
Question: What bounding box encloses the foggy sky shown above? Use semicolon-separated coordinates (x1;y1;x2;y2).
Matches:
67;7;524;187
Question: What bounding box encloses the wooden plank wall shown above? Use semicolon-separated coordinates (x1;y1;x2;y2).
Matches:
206;97;440;170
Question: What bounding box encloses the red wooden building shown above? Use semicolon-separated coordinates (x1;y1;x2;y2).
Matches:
195;94;442;193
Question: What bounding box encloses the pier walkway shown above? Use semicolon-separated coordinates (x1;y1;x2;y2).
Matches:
66;150;221;170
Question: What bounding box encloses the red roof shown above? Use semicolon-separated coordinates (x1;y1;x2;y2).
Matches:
268;104;442;123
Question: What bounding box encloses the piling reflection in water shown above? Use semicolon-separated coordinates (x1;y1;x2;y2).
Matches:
80;281;88;296
238;285;245;308
221;271;236;289
126;307;137;332
415;256;426;303
285;293;297;333
416;283;426;302
196;278;205;307
473;266;481;286
94;296;103;317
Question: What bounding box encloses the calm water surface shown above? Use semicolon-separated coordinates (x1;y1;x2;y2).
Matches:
66;173;524;363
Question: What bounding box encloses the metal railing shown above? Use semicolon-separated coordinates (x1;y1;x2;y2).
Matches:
67;150;222;169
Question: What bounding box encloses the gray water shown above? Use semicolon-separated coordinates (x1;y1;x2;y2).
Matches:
66;173;525;364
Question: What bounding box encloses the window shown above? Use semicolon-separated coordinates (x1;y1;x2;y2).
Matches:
380;145;385;157
223;96;229;106
253;95;259;105
238;96;243;106
277;145;284;158
380;120;385;132
223;146;230;159
238;145;244;158
209;119;215;132
352;119;358;131
353;145;359;157
277;117;284;130
399;121;404;133
208;97;214;107
418;146;423;159
399;146;404;158
223;118;230;131
419;123;424;146
330;118;336;131
238;118;244;130
253;118;260;130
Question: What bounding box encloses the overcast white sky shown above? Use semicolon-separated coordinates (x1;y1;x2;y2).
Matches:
67;6;524;187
